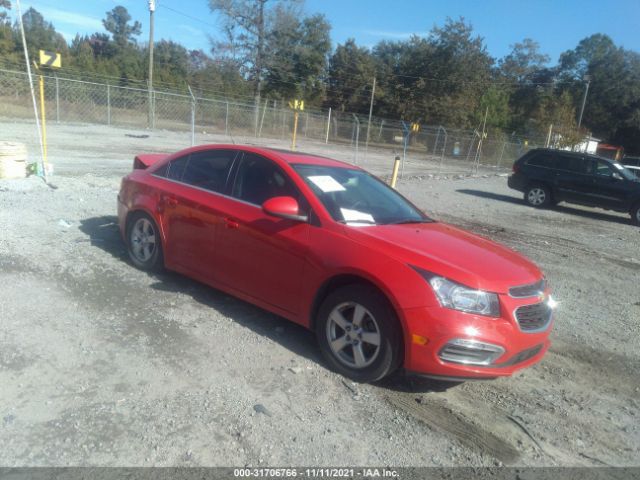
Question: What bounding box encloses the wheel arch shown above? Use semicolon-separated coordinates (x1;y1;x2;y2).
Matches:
309;273;407;363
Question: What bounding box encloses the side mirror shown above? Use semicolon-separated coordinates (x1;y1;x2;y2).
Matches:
262;196;308;222
613;172;623;181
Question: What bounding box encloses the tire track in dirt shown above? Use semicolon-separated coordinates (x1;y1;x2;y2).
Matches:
381;389;522;465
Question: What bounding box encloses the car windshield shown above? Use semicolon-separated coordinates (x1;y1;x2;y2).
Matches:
292;164;430;225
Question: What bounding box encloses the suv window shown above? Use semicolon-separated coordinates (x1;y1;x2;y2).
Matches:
182;150;236;193
593;160;613;177
232;153;299;206
526;152;556;169
556;154;587;174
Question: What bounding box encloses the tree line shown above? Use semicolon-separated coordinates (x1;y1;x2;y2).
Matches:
1;0;640;152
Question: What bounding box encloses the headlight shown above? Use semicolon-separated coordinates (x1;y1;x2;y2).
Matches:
413;268;500;317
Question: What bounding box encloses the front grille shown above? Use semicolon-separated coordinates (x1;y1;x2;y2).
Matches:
509;279;546;298
498;344;543;367
515;302;552;332
438;339;505;366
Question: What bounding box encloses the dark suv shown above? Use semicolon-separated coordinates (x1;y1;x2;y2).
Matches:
508;148;640;225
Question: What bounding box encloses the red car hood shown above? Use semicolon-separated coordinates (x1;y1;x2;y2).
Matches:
344;222;541;294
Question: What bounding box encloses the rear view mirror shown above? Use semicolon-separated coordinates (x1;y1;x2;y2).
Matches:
262;196;308;222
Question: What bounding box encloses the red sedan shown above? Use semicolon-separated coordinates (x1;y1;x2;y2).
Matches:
118;145;555;383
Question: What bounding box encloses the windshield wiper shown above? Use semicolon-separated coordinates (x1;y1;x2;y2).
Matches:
338;219;377;225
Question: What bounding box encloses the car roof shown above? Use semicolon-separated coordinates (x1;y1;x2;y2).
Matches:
190;144;357;169
258;147;357;169
528;148;614;163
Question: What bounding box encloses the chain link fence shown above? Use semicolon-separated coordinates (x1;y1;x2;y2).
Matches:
0;67;542;176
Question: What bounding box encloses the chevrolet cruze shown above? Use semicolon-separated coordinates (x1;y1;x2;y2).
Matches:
118;145;555;383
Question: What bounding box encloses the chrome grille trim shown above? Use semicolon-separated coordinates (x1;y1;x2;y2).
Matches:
514;302;552;333
438;339;505;366
509;279;546;298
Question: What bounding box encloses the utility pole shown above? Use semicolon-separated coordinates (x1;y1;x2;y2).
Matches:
578;75;591;128
365;76;376;157
147;0;155;129
254;0;266;136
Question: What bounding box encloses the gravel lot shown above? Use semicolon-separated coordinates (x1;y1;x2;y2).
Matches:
1;122;639;467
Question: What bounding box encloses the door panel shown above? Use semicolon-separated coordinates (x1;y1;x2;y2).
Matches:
588;160;626;209
215;198;309;314
553;154;592;204
157;149;237;279
214;153;310;314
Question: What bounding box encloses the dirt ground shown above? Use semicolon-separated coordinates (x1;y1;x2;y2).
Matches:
0;121;639;467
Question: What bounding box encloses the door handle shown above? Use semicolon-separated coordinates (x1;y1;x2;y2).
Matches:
162;196;178;207
224;217;240;229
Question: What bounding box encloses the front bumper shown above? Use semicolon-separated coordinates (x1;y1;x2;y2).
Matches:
401;299;553;379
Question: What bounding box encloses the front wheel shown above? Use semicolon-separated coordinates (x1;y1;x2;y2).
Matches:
126;212;164;271
631;203;640;226
316;285;402;383
524;184;553;208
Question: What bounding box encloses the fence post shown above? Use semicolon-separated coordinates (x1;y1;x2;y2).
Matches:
497;141;507;169
225;101;229;137
377;120;384;141
107;83;111;126
325;107;331;144
188;85;196;146
258;98;268;138
352;114;360;165
439;130;447;174
55;75;59;123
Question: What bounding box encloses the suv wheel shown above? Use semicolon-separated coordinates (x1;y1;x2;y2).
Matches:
631;203;640;226
525;184;552;208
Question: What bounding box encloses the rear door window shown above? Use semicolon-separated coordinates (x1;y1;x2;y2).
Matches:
181;150;236;193
526;152;556;169
557;154;587;174
166;155;189;181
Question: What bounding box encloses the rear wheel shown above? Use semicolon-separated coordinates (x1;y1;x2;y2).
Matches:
316;285;402;383
524;184;552;208
631;203;640;226
126;212;164;271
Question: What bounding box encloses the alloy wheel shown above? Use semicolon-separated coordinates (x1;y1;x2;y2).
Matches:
130;217;156;263
528;188;546;206
326;302;381;369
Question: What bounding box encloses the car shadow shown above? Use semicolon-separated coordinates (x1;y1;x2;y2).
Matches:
456;189;632;226
78;215;465;393
376;372;463;393
78;215;319;366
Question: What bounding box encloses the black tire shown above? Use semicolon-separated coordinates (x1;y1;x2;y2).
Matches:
126;211;164;271
315;284;402;383
631;203;640;226
524;184;553;208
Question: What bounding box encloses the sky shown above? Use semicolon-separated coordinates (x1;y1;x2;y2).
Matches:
10;0;640;64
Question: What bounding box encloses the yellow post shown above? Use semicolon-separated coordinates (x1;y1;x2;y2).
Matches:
390;155;401;188
38;73;48;171
291;110;299;150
